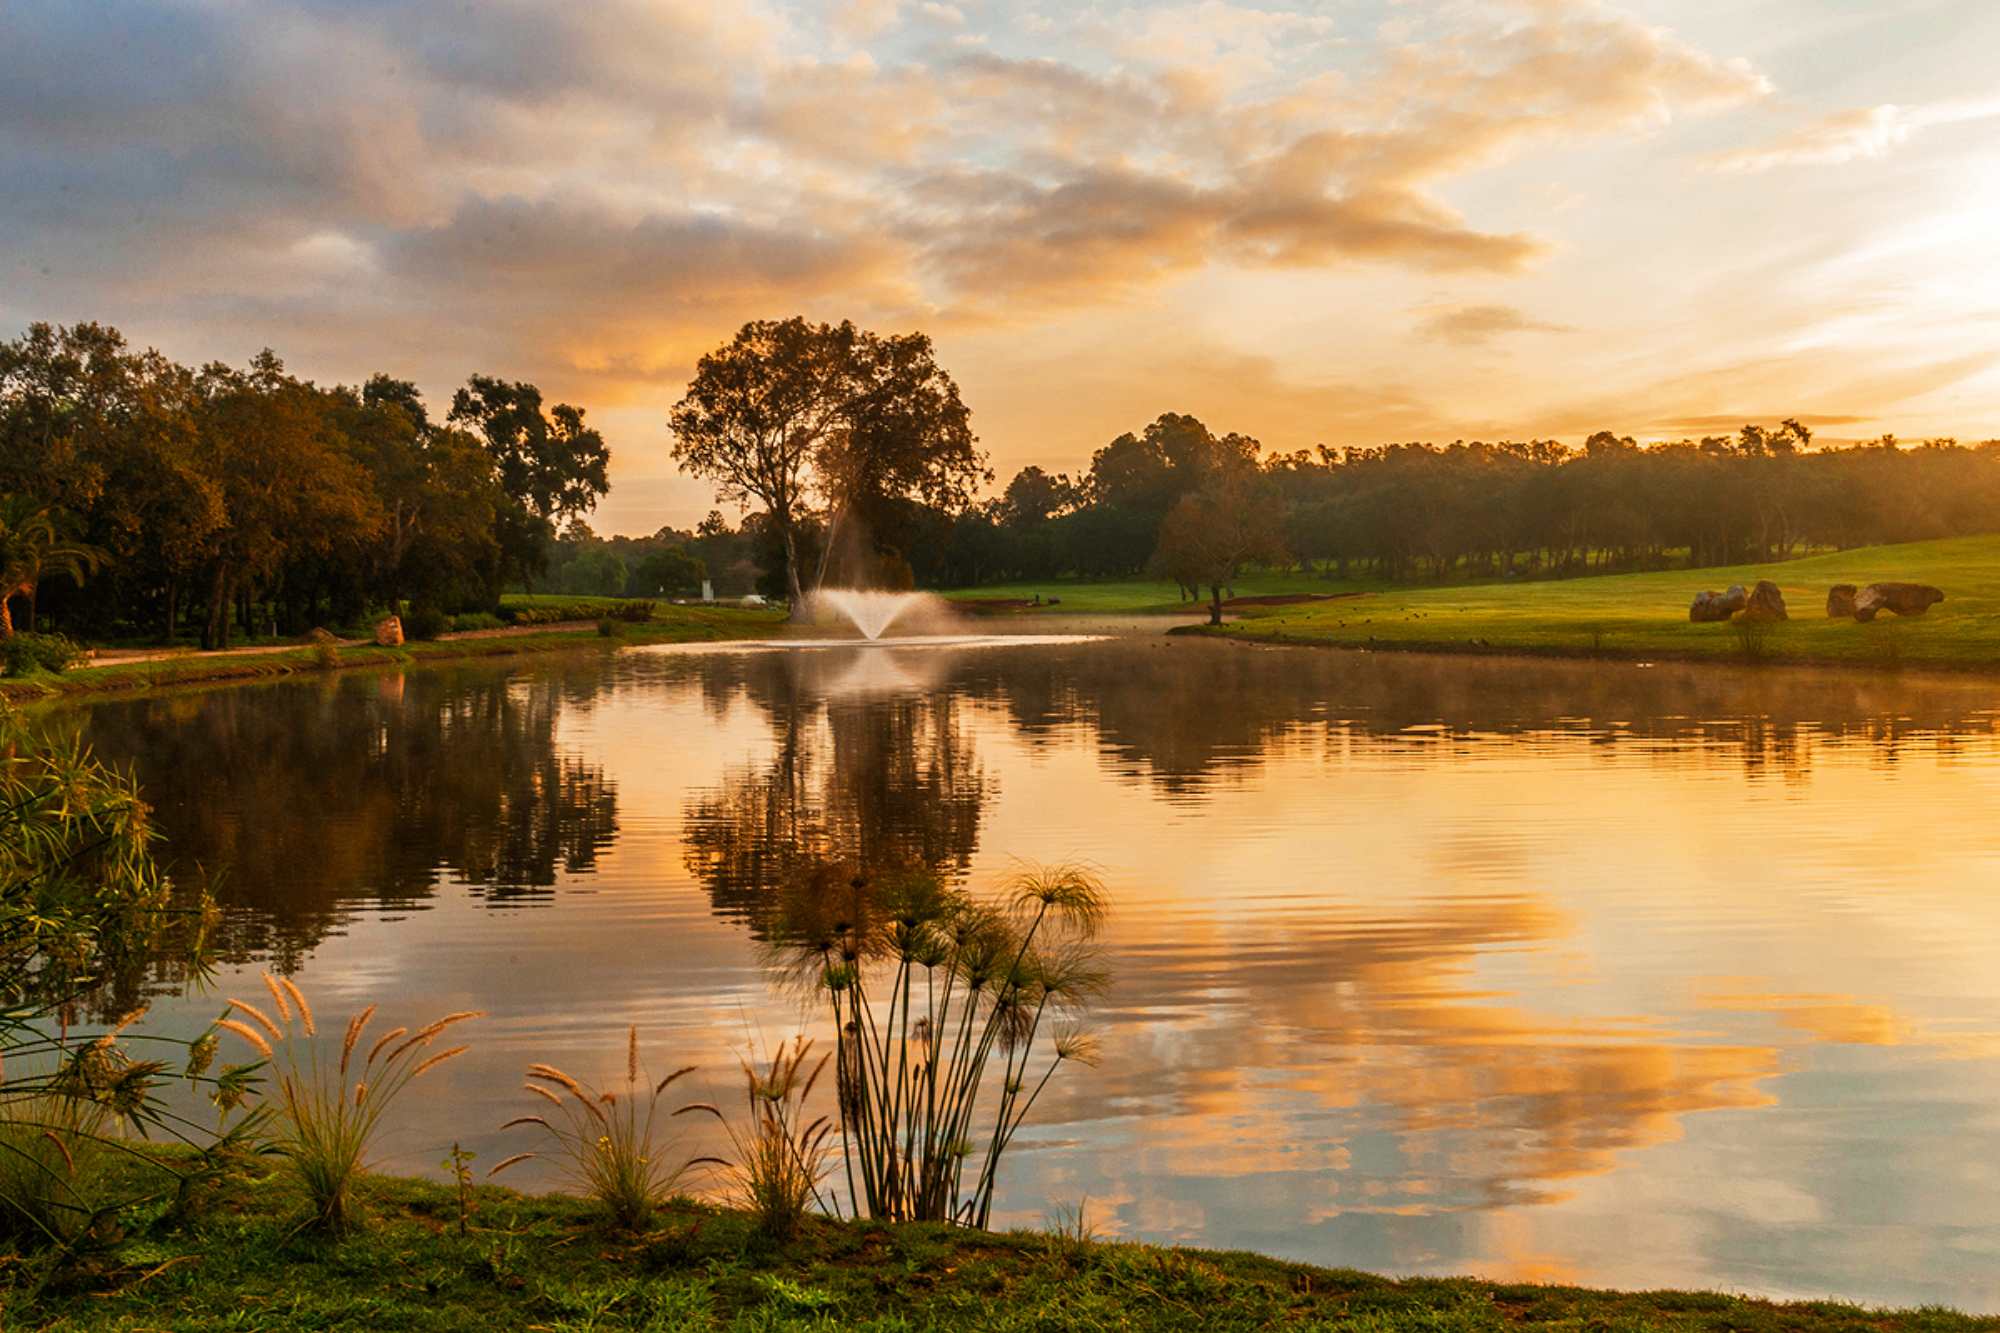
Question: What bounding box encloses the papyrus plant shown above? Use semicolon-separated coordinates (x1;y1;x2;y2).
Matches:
768;863;1106;1227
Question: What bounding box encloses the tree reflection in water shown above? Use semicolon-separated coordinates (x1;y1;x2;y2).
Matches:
678;647;990;930
74;664;619;970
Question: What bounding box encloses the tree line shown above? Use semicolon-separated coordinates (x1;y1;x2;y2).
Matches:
0;321;611;646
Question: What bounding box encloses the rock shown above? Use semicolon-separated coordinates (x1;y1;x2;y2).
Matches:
306;626;338;644
1738;580;1788;621
373;615;404;647
1689;584;1748;622
1826;584;1857;618
1853;581;1943;622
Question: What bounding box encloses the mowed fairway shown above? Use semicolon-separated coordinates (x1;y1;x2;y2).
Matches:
1210;535;2000;671
941;569;1386;614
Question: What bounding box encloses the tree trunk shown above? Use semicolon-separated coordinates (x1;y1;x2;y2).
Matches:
0;594;13;638
205;565;233;651
781;521;807;619
1208;583;1224;626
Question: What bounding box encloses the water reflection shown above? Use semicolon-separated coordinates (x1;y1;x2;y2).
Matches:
67;638;2000;1311
677;649;990;928
77;665;619;966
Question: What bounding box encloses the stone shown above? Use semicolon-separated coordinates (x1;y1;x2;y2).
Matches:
1689;584;1748;622
1738;580;1788;621
1826;584;1857;618
373;615;404;647
1852;581;1944;622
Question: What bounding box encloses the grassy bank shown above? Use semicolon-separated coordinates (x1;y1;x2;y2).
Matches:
1156;536;2000;673
942;570;1378;615
10;1159;1990;1331
0;604;785;704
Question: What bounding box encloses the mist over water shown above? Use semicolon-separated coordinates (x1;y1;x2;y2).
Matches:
70;638;2000;1312
806;588;962;640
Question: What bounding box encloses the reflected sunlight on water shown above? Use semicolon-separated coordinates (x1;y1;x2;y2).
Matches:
69;637;2000;1310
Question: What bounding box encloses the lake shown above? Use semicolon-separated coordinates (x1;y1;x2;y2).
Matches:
71;633;2000;1311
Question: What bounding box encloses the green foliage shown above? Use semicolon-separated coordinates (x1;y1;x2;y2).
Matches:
214;975;479;1233
767;863;1106;1227
449;611;504;632
0;630;82;676
0;1090;113;1247
0;713;263;1258
596;617;620;638
629;546;704;598
491;1026;701;1232
403;604;451;641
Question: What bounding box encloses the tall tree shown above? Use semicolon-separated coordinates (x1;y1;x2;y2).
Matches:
1148;470;1288;626
448;376;610;589
669;318;985;611
194;352;380;649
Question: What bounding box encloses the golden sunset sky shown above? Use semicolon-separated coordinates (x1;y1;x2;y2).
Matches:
5;1;1997;533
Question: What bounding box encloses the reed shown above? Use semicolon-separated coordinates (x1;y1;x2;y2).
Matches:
696;1037;835;1240
216;975;480;1233
491;1025;703;1231
0;1091;112;1246
767;862;1108;1227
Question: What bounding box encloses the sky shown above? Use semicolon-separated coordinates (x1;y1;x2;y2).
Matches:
4;0;1999;535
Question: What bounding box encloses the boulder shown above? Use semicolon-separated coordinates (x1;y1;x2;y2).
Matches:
1853;581;1943;622
373;615;404;647
1689;584;1748;622
1737;580;1788;621
1826;584;1857;618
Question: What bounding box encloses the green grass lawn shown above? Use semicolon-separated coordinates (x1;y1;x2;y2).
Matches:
941;569;1381;615
1171;536;2000;672
11;1160;1991;1331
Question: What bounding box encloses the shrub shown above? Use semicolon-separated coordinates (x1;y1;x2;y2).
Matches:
491;1025;702;1231
403;605;450;641
500;600;656;627
597;618;620;638
697;1037;834;1241
450;611;504;633
217;974;479;1234
1;632;83;677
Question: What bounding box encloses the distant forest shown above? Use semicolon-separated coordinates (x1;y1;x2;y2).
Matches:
638;413;2000;601
6;318;1999;645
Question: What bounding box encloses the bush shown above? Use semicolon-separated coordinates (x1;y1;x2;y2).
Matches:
597;618;620;638
450;611;504;633
1;632;83;677
500;600;656;627
403;605;450;641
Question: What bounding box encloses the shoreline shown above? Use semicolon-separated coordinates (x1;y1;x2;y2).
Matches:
18;1159;1991;1329
0;609;787;706
1183;617;2000;680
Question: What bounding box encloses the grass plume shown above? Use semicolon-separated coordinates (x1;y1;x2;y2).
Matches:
215;973;479;1233
491;1025;702;1231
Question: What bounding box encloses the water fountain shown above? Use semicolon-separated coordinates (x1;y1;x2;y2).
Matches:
814;589;935;641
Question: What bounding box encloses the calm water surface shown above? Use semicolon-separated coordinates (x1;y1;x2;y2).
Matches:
71;635;2000;1310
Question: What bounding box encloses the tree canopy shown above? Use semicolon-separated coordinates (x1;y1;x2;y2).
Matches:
669;317;986;609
